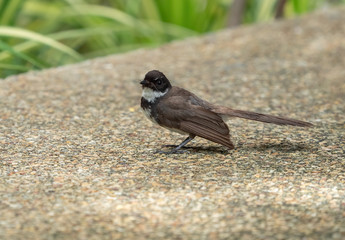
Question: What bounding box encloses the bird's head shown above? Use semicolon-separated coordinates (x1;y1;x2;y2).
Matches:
140;70;172;102
140;70;172;93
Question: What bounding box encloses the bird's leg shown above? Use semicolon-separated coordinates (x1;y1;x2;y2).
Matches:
157;135;195;154
174;135;195;150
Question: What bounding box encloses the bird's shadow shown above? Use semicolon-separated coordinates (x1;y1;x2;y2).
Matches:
237;140;313;153
160;139;312;154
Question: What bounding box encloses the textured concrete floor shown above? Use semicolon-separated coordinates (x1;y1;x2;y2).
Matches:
1;7;344;240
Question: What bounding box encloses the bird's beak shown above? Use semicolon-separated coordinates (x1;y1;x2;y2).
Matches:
140;79;149;87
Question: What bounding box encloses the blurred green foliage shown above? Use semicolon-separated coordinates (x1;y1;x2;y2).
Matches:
0;0;344;78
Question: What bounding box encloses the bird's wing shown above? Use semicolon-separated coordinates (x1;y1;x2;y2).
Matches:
157;94;234;149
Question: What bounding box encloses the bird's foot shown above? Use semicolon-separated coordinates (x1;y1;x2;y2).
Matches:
155;149;189;154
161;144;178;148
161;144;192;149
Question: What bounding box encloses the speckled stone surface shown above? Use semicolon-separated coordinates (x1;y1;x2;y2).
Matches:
1;7;344;240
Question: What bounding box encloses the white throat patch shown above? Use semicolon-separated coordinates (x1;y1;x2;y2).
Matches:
142;88;168;103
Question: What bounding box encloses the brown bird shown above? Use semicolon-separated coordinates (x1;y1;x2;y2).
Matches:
140;70;313;153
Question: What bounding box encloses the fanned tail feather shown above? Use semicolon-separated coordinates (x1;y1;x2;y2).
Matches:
214;107;313;127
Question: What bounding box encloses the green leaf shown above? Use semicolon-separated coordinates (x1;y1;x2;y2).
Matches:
0;26;82;60
0;39;45;69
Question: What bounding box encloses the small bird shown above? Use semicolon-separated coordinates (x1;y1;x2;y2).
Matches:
140;70;313;153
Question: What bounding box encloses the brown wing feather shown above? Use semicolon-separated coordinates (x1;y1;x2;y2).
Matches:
180;120;234;149
156;91;234;149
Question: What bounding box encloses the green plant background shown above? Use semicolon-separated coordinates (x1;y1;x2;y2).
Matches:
0;0;344;78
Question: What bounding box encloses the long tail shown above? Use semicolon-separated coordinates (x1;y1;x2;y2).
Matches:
213;107;313;127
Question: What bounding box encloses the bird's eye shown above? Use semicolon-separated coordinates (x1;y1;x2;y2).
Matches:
156;79;162;85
